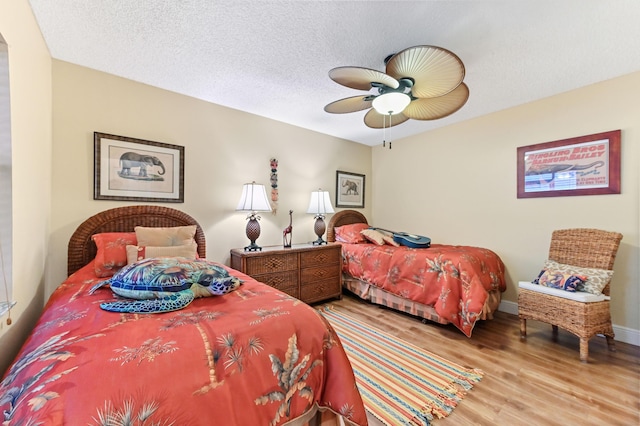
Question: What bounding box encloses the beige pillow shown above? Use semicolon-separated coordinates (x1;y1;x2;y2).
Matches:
360;228;385;245
382;235;400;247
135;225;197;247
126;242;198;265
542;259;614;295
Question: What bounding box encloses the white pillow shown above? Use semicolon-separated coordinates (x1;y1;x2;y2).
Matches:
519;281;608;302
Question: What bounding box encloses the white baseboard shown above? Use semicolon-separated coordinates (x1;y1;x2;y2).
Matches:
499;300;639;347
499;299;519;316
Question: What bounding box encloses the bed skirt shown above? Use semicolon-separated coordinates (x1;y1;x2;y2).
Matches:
343;275;502;324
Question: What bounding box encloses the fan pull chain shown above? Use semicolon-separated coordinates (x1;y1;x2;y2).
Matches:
382;114;386;148
381;113;394;149
388;113;392;149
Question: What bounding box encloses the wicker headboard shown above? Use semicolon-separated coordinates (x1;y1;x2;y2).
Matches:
326;210;368;242
67;205;206;275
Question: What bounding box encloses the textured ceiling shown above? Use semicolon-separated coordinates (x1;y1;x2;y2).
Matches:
28;0;640;147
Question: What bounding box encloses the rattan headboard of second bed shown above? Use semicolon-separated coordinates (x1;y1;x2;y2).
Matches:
67;205;206;276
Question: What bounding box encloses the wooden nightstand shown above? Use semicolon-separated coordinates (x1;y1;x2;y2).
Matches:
230;243;342;304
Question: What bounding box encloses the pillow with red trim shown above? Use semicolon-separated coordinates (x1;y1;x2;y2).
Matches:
92;232;137;277
334;223;370;244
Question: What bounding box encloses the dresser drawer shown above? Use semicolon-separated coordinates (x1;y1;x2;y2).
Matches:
300;278;341;304
300;247;340;268
253;271;299;298
244;253;297;275
301;264;340;283
230;244;341;304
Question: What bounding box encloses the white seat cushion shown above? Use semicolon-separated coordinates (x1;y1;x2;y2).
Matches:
518;281;609;302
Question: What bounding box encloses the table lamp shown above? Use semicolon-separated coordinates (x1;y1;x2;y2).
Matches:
237;182;272;251
306;189;334;245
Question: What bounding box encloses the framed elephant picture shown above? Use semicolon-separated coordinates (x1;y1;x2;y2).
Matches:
94;132;185;202
336;170;365;208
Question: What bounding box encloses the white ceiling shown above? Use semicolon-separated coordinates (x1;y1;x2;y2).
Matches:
28;0;640;147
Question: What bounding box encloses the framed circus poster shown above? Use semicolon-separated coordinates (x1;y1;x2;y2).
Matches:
517;130;621;199
94;132;184;202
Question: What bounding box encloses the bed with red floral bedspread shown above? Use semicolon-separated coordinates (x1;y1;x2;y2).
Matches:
0;206;366;426
327;210;506;337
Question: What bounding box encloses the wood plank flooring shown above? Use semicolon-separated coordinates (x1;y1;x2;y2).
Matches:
319;294;640;426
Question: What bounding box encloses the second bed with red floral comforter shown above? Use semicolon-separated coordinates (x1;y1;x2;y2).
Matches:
341;242;506;337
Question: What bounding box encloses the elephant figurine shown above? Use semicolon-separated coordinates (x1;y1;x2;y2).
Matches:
119;152;165;177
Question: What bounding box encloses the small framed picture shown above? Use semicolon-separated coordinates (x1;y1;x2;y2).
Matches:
336;170;365;208
94;132;185;202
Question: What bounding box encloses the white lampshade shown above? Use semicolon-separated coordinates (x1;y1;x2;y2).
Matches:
307;190;335;215
372;92;411;115
236;182;272;212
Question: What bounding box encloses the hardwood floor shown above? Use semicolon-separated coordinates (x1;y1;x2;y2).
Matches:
321;294;640;426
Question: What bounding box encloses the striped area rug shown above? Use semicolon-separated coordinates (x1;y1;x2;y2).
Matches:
320;306;483;426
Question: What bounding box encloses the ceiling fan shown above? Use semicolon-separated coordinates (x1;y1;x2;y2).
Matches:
324;45;469;129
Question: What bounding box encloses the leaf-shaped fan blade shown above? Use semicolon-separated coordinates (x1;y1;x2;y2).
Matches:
363;109;410;129
403;83;469;121
324;96;373;114
329;67;399;91
386;45;465;98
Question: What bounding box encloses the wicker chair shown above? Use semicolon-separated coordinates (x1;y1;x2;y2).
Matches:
518;228;623;363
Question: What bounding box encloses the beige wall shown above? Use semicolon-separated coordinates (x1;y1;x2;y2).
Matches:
372;71;640;338
47;60;372;298
0;0;52;371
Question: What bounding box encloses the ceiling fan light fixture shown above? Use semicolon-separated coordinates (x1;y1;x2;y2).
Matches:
325;45;467;130
372;92;411;115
